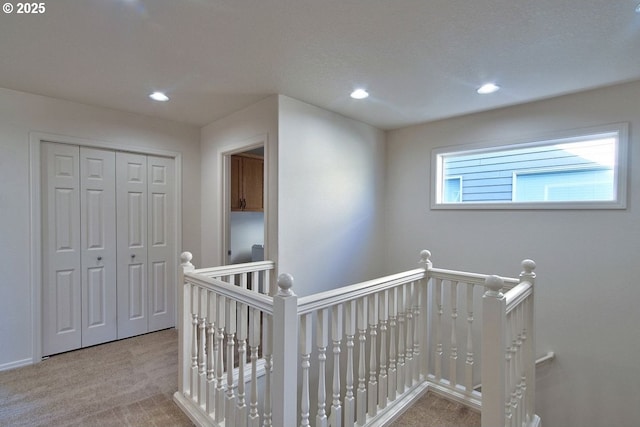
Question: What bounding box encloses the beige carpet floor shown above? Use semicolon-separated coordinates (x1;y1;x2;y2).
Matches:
0;329;479;426
0;329;192;426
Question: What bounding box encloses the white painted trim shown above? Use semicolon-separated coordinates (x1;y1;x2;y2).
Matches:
220;133;268;266
173;391;217;427
431;122;629;210
28;131;183;364
0;358;34;372
365;381;430;427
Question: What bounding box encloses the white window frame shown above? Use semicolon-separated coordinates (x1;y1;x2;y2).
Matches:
431;122;629;210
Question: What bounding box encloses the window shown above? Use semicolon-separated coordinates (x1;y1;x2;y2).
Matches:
431;123;628;209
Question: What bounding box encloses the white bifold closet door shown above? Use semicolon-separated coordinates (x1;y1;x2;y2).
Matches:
42;143;117;355
42;142;83;355
116;152;175;339
42;143;175;356
80;147;117;347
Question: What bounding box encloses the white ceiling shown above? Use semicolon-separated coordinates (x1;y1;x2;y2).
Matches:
1;0;639;130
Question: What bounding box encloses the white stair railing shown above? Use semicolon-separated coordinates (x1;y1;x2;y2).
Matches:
481;260;538;427
174;250;539;427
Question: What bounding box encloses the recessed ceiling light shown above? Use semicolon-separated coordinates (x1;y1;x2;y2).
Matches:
477;83;500;94
149;91;169;102
350;88;369;99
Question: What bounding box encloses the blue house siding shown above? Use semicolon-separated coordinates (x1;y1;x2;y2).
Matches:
442;143;613;202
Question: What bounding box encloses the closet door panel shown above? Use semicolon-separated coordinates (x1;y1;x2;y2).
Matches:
42;142;81;356
80;147;117;347
147;156;175;332
117;153;148;339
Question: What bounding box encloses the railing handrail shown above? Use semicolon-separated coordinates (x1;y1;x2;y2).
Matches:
193;260;275;276
177;251;539;427
296;268;426;315
429;267;520;289
505;281;533;314
184;272;275;314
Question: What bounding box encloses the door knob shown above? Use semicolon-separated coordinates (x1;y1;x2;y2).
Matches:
97;256;102;261
131;254;136;259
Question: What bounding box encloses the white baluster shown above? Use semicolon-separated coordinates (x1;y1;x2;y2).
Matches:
450;280;458;388
207;290;217;415
248;307;260;427
505;310;513;426
405;282;414;388
316;308;329;427
465;283;474;392
434;278;443;382
251;270;259;293
225;294;238;422
330;305;343;427
396;284;406;394
343;300;356;427
368;293;378;417
356;296;367;425
510;308;518;427
215;295;226;425
198;288;207;407
412;281;422;384
262;313;273;427
300;313;312;427
515;304;524;427
387;287;397;402
190;285;199;401
378;290;388;409
236;302;248;427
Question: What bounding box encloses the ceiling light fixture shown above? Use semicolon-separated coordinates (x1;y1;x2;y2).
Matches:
350;88;369;99
477;83;500;94
149;91;169;102
636;2;640;13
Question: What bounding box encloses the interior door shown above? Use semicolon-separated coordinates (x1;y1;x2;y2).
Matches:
42;142;82;356
147;155;175;332
80;147;117;347
116;152;148;339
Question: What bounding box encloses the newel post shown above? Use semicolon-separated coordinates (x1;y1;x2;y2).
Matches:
178;252;195;395
419;250;431;378
481;275;506;427
272;273;298;427
520;259;536;424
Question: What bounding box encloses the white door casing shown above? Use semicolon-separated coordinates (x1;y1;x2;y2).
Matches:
34;133;181;362
80;147;117;347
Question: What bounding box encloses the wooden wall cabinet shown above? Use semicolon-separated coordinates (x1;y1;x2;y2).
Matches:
231;154;264;211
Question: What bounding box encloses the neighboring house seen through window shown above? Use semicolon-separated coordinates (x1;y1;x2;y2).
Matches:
432;123;628;209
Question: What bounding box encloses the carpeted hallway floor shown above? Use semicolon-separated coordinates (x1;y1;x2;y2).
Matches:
0;329;479;426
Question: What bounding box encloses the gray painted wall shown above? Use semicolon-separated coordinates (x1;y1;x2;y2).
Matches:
278;96;387;296
0;88;201;369
385;80;640;427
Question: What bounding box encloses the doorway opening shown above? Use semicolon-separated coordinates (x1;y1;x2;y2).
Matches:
224;145;265;266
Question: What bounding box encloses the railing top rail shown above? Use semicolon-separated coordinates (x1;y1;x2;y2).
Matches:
193;260;275;276
504;281;533;314
297;268;426;315
185;271;274;314
429;267;520;289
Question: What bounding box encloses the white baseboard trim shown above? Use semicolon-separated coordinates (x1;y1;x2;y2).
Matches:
173;391;216;427
366;381;431;427
0;358;33;372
